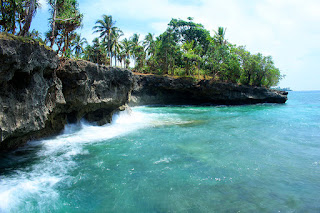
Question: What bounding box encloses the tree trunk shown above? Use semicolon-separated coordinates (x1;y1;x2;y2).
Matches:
11;0;16;34
66;31;70;53
165;49;168;75
50;0;57;48
198;61;200;80
186;60;190;76
108;33;112;66
19;0;35;36
247;73;251;85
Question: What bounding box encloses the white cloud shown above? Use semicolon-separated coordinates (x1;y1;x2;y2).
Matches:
38;0;49;11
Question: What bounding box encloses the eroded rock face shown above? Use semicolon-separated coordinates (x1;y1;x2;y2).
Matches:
56;59;134;125
130;74;288;106
0;38;133;150
0;38;64;150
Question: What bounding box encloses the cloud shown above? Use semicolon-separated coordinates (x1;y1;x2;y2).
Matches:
38;0;49;11
76;0;320;90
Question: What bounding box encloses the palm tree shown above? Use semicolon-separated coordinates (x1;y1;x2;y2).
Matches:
214;27;227;45
118;52;126;68
110;29;123;66
19;0;37;36
93;15;117;66
143;33;155;57
131;33;140;47
71;33;87;58
121;38;131;68
130;33;140;66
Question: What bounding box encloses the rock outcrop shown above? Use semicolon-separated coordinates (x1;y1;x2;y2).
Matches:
56;59;133;125
0;36;133;150
0;35;287;150
130;74;288;106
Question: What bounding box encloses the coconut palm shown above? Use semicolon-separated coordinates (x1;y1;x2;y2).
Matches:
143;33;155;57
93;15;117;66
131;33;140;47
71;33;87;58
214;27;227;45
110;29;123;66
130;33;140;66
121;38;131;68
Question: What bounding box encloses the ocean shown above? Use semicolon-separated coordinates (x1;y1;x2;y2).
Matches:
0;91;319;212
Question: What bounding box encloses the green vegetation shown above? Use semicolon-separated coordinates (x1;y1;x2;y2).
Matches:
47;0;82;55
82;16;283;88
0;0;39;36
0;0;83;56
0;0;283;87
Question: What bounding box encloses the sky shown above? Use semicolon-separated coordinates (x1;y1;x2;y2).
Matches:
31;0;320;91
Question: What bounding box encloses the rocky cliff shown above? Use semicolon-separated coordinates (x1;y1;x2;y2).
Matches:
0;36;287;150
130;74;288;106
0;36;133;150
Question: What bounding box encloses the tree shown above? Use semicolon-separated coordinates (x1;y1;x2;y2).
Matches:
143;33;155;57
19;0;37;36
130;33;140;66
182;41;201;77
71;33;87;58
84;37;108;65
93;15;117;66
0;0;16;33
168;18;211;55
154;28;180;75
27;29;44;42
110;28;123;66
48;0;57;47
214;27;227;46
121;38;131;68
48;0;83;55
0;0;39;36
134;45;146;70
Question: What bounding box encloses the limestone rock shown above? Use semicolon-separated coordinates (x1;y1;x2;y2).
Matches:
56;59;134;125
130;74;288;106
0;37;133;150
0;37;63;150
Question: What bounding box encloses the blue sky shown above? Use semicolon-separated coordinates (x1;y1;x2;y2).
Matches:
31;0;320;91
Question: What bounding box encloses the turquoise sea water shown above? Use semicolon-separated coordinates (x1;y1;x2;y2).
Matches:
0;91;320;212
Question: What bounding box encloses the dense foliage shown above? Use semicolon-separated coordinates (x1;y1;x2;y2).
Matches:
0;1;283;87
0;0;39;36
83;17;283;87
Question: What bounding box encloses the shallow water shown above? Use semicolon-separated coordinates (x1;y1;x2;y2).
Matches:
0;91;320;212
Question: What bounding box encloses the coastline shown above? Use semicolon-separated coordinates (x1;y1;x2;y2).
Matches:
0;37;287;151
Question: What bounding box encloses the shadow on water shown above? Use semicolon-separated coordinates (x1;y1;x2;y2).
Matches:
0;140;47;176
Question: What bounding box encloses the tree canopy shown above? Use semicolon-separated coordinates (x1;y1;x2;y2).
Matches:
0;2;284;88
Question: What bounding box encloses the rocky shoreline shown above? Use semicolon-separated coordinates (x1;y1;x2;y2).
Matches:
131;74;287;106
0;37;287;150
